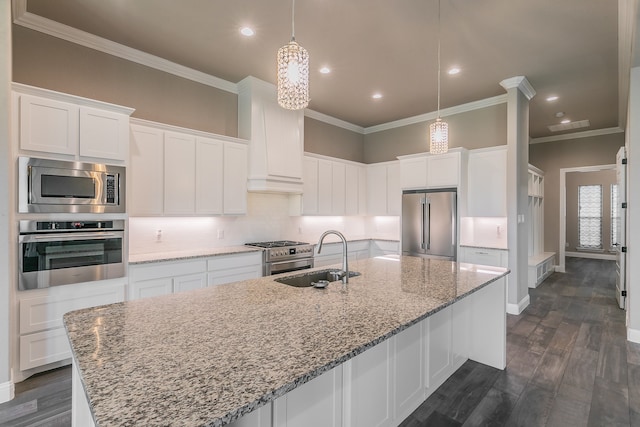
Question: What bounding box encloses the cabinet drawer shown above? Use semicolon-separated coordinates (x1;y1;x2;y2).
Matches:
19;283;125;334
207;252;262;271
174;273;207;293
461;248;506;267
129;278;173;300
130;259;207;281
20;328;71;370
208;265;262;286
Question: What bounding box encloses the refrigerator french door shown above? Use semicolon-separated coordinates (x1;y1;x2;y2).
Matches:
402;189;457;260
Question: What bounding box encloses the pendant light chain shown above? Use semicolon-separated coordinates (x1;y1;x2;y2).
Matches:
429;0;449;154
291;0;296;41
436;0;441;119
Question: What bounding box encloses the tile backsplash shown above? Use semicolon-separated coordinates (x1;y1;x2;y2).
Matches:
459;217;508;249
129;193;400;254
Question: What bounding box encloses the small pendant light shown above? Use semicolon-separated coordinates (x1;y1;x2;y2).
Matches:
277;0;310;110
429;0;449;154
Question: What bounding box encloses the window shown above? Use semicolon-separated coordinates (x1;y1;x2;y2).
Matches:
611;184;619;248
578;184;602;249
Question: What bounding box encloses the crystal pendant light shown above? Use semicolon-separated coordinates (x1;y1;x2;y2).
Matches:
429;0;449;154
277;0;310;110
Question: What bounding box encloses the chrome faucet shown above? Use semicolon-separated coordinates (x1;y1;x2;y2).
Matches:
317;230;349;284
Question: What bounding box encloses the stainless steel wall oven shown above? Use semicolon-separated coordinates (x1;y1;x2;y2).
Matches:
18;220;125;290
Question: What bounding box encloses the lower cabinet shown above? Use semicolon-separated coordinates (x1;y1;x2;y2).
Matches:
370;240;400;258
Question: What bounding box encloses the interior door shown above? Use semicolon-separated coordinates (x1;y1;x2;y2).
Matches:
616;147;627;310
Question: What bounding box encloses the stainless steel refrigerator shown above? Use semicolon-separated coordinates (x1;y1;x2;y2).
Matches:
402;189;457;260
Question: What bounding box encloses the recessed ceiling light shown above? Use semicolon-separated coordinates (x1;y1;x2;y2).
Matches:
448;67;461;75
319;67;331;74
240;27;255;37
546;95;559;102
561;119;571;124
372;93;383;99
555;111;565;118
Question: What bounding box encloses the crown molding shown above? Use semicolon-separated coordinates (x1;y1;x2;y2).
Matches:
363;94;507;135
130;117;249;145
12;0;238;94
499;76;536;100
304;109;365;134
529;126;624;144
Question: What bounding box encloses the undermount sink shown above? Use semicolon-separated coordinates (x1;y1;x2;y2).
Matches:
275;269;361;288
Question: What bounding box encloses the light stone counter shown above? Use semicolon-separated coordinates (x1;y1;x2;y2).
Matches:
129;245;263;264
64;256;508;427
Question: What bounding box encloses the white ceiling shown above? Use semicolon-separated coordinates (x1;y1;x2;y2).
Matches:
18;0;627;139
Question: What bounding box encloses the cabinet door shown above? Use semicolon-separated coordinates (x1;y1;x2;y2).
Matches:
387;163;401;216
130;278;173;300
317;159;333;215
273;365;342;427
345;164;360;215
367;164;388;215
302;157;319;215
468;149;507;217
79;107;129;161
130;125;164;215
400;157;428;189
345;339;393;427
394;321;425;421
164;131;197;214
224;143;248;214
195;137;224;214
427;306;453;391
20;328;71;370
19;94;78;155
174;273;207;293
426;152;459;187
358;166;367;215
263;102;303;180
332;162;346;215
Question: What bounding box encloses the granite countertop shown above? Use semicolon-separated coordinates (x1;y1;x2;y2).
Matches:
64;256;508;427
129;246;263;265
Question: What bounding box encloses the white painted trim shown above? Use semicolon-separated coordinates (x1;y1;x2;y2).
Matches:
530;127;625;144
363;95;507;135
12;0;238;94
129;117;248;145
628;328;640;343
559;164;616;273
303;152;366;167
499;76;536;100
304;109;365;134
565;251;617;261
506;294;530;315
0;380;14;403
396;147;466;160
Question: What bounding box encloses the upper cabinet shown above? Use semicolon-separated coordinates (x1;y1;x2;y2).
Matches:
237;77;304;194
302;154;366;216
398;148;466;190
129;120;248;216
13;83;134;163
367;161;401;216
466;146;507;217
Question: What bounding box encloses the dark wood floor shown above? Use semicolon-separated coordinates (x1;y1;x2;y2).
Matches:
2;257;638;426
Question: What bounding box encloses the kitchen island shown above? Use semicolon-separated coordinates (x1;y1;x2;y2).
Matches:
64;256;508;427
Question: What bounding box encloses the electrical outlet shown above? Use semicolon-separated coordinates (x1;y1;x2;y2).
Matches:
156;229;162;242
298;226;303;234
217;229;224;239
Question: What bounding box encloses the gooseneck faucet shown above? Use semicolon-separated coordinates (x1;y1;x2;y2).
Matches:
317;230;349;284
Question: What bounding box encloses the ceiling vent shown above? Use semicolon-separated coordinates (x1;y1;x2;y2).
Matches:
547;119;590;132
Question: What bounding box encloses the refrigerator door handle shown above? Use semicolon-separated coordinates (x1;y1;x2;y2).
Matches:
420;198;426;249
426;200;431;250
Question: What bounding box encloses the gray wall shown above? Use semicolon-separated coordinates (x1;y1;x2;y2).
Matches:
565;170;617;252
13;26;238;136
363;103;507;163
304;117;365;163
529;133;624;257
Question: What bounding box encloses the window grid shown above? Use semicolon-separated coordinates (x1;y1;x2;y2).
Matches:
611;184;619;248
578;184;602;249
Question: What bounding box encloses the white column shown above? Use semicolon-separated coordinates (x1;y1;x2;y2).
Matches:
0;0;14;403
626;67;640;341
500;77;536;315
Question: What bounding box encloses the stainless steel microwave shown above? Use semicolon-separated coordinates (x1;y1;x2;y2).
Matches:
19;157;125;213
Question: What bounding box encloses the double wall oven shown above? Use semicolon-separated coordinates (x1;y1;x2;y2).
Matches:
245;241;315;275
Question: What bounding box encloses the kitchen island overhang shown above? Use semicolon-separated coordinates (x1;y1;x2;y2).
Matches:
64;255;509;427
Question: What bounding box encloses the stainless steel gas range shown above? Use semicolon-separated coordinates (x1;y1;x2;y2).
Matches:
245;240;315;275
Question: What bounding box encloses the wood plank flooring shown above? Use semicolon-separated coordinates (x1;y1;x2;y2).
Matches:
1;257;638;426
400;257;640;427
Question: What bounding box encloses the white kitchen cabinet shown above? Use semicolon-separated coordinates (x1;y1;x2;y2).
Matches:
129;120;248;216
344;338;394;427
14;84;133;161
400;156;428;189
173;273;207;293
128;258;207;300
207;252;263;286
164;131;197;214
370;240;400;257
367;161;400;216
427;306;453;392
302;157;320;214
18;281;125;371
399;149;465;191
130;278;173;300
273;365;342;427
130;124;164;215
318;159;333;215
223;143;249;214
393;321;425;421
229;405;272;427
332;162;347;215
196;137;224;214
467;146;507;217
426;151;460;188
345;164;360;215
238;76;304;193
458;246;508;268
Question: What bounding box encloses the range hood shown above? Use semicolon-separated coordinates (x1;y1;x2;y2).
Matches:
238;77;304;194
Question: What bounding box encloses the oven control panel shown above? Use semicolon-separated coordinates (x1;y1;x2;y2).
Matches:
265;245;315;262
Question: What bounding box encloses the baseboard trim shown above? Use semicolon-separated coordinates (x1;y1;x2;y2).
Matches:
628;328;640;343
565;251;617;261
507;294;530;315
0;380;14;403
